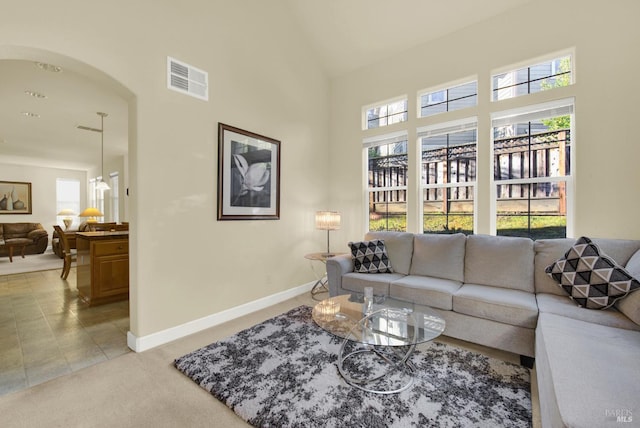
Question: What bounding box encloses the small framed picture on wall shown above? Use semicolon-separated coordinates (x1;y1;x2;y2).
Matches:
0;181;32;214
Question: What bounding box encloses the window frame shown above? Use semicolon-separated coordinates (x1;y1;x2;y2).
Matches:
110;172;119;223
56;178;81;228
490;98;575;238
491;50;574;102
417;118;478;234
363;130;409;232
362;96;408;130
417;77;478;118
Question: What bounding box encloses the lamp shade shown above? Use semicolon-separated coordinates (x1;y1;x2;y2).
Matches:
79;207;103;217
96;180;110;191
58;208;77;229
57;209;76;216
79;207;104;223
315;211;341;230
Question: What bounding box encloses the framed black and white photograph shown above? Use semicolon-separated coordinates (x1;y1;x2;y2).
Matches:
217;123;280;220
0;181;32;214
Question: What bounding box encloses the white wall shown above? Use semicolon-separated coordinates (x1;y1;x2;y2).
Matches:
0;0;330;339
328;0;640;244
0;162;86;236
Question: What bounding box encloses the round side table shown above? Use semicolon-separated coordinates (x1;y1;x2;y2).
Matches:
304;252;347;300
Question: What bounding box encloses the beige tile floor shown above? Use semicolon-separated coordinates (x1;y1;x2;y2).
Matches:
0;267;130;396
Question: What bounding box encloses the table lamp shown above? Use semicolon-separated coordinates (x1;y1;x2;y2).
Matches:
57;209;77;229
316;211;341;257
79;207;104;223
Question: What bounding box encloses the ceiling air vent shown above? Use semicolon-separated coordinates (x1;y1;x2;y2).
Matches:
167;56;208;101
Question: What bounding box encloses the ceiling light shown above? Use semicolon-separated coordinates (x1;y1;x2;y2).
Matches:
24;90;47;99
35;62;62;72
21;111;40;118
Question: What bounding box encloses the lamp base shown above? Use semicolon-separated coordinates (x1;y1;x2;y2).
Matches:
63;218;72;230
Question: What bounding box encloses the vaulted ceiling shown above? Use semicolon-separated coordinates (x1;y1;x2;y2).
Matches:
0;0;532;170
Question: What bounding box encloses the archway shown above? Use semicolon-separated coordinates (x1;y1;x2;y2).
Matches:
0;45;137;357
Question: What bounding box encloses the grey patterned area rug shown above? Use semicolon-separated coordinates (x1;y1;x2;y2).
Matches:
174;306;531;428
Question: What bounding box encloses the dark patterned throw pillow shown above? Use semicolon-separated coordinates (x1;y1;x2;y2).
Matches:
348;239;393;274
545;236;640;309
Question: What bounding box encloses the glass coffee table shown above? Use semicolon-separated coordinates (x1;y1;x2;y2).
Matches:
312;293;446;394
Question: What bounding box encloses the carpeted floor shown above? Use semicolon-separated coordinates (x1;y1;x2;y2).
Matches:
0;250;65;275
0;293;541;428
175;306;532;428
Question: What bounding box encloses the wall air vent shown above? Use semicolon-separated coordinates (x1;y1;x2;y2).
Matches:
167;56;208;101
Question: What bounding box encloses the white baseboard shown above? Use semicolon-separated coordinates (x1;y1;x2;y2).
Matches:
127;281;315;352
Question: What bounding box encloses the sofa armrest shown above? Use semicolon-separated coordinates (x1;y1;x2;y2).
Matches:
326;253;353;297
27;229;48;240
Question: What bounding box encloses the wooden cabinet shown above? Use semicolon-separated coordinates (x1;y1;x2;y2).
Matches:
76;231;129;306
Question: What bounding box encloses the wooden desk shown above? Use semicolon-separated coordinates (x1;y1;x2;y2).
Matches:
76;231;129;306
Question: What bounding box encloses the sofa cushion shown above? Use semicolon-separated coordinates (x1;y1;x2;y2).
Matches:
341;272;405;296
348;239;393;273
453;284;538;328
534;238;576;295
536;293;640;331
364;231;414;275
2;222;35;239
546;236;640;310
616;249;640;325
390;275;462;310
409;233;466;282
464;234;535;292
536;313;640;428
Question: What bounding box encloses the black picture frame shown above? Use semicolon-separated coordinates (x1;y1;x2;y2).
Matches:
217;123;280;220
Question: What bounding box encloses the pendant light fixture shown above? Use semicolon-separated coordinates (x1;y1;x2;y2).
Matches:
95;112;110;191
78;112;110;190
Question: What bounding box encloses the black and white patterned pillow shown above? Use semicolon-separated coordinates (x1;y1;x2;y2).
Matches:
546;236;640;309
348;239;393;274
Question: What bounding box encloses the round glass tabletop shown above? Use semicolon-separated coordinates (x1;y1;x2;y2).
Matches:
312;293;446;347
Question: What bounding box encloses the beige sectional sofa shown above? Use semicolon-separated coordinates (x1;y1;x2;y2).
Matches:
326;231;640;428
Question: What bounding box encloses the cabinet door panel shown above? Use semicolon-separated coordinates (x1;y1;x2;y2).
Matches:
94;255;129;296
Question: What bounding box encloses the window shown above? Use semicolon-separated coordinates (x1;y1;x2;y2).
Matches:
110;172;119;223
419;80;477;117
358;51;576;238
96;177;105;215
56;179;80;228
88;178;105;218
492;99;574;239
364;131;408;231
364;98;408;130
492;54;572;101
88;178;97;209
419;120;477;234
